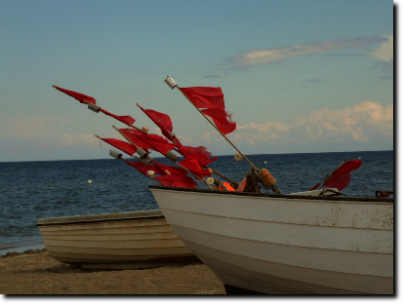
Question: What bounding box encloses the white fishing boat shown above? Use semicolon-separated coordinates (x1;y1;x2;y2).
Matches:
150;186;394;294
37;209;198;269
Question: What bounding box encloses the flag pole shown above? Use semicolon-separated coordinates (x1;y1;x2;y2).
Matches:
135;103;236;185
107;149;165;186
164;77;254;167
113;125;214;190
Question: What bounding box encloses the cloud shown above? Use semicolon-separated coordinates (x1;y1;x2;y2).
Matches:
227;36;388;69
57;133;98;146
370;35;393;62
370;35;393;76
203;101;393;146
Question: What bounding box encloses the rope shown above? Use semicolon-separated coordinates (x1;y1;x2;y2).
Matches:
244;165;262;193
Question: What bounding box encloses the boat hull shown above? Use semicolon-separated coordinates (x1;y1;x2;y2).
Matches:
150;186;394;294
37;209;198;269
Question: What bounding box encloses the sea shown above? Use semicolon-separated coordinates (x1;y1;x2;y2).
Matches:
0;150;394;256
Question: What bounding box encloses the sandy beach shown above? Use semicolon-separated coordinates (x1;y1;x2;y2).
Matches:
0;248;226;295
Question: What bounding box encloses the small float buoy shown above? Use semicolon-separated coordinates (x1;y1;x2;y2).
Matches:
88;180;92;184
264;161;267;164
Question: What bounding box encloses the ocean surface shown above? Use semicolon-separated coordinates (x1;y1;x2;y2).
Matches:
0;150;394;256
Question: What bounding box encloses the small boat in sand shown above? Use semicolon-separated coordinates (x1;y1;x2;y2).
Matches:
150;186;394;294
37;209;198;269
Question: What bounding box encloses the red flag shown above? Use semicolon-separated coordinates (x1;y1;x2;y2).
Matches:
181;87;225;109
155;174;198;188
181;87;236;135
322;159;362;191
178;145;218;167
120;129;176;155
179;157;211;179
99;108;135;126
53;86;96;104
154;162;188;176
125;160;165;176
138;106;176;142
100;138;137;156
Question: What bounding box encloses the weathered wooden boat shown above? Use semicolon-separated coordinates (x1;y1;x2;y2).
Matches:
150;186;394;294
37;209;199;269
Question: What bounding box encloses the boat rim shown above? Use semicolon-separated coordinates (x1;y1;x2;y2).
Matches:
149;185;393;204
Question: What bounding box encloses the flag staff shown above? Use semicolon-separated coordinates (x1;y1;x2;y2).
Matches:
135;103;238;186
107;148;165;186
112;125;214;190
164;76;253;167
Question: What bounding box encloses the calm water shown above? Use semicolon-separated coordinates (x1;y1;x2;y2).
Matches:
0;150;394;255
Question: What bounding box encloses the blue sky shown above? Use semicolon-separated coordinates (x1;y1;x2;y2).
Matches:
0;0;394;162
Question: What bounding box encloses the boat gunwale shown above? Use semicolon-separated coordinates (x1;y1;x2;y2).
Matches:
37;210;165;227
149;186;394;204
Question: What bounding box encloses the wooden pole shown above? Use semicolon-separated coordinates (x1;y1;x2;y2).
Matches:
135;102;235;184
95;135;139;159
176;86;254;167
113;125;214;190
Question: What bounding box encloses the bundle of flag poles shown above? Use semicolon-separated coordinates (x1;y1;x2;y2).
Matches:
53;79;362;194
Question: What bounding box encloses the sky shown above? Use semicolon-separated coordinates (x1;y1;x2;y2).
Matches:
0;0;394;162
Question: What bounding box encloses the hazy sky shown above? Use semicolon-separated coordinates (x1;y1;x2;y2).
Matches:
0;0;394;162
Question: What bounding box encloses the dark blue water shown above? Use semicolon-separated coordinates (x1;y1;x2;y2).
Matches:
0;150;394;255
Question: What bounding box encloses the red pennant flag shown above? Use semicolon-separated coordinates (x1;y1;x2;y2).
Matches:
322;159;362;191
155;174;198;188
154;162;188;176
179;157;211;179
100;138;137;156
181;87;225;109
138;106;176;142
120;129;177;155
125;160;166;176
99;108;135;126
181;87;236;135
178;145;218;167
53;86;96;104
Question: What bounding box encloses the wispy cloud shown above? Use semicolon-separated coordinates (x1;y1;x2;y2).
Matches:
227;36;388;69
203;101;393;146
371;35;393;77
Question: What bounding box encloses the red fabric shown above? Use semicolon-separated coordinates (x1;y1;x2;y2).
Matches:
178;145;217;167
100;138;137;156
181;87;236;135
322;159;362;191
154;162;188;176
99;108;135;126
53;86;96;104
138;107;176;142
119;129;177;155
155;174;198;188
125;160;165;176
181;87;225;109
201;108;236;135
219;182;235;191
179;157;210;179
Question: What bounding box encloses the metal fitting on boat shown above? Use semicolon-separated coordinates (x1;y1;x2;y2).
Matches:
258;168;277;189
165;76;177;89
146;170;155;178
88;103;100;113
136;147;148;158
234;153;242;161
141;126;149;133
138;157;151;165
109;149;122;159
165;151;179;162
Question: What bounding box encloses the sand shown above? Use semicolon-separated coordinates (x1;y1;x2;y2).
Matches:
0;249;226;295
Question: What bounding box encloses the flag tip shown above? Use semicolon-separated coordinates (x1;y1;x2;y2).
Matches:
52;85;57;88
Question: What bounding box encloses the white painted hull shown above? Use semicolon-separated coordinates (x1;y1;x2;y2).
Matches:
37;210;198;269
150;186;394;294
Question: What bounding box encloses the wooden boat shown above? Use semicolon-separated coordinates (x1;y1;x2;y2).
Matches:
37;209;199;269
150;186;394;294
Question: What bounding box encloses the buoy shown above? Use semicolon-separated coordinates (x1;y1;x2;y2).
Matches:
206;177;215;185
146;170;155;178
234;153;242;161
141;126;149;133
88;180;92;184
258;168;276;189
219;182;235;191
264;161;267;164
